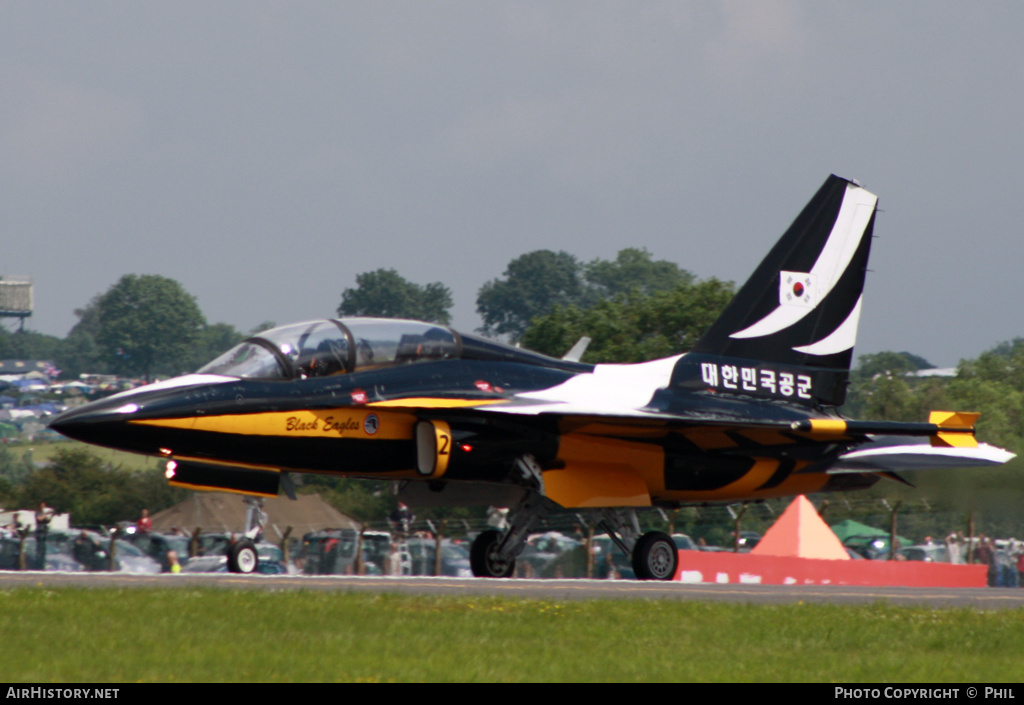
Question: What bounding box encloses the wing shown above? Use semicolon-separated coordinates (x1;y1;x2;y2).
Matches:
381;386;1014;509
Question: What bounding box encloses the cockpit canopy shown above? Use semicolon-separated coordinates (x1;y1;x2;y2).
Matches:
197;319;459;380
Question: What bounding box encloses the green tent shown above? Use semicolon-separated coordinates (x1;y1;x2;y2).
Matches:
829;519;912;550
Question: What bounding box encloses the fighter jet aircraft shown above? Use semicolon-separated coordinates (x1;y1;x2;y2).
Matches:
50;175;1014;580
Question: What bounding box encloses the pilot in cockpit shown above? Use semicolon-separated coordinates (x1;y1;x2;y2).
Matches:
298;340;346;379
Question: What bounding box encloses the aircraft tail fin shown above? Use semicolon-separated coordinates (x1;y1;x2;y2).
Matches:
672;175;878;408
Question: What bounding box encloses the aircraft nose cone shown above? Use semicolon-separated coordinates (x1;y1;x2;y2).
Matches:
48;400;146;451
49;405;100;438
49;374;235;455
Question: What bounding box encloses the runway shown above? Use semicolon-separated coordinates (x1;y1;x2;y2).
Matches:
3;571;1024;609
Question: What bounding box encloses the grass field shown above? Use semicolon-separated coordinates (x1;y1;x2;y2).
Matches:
1;586;1023;682
13;440;159;472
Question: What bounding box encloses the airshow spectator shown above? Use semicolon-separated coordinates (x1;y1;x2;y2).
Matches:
945;533;965;565
387;541;403;576
998;541;1018;587
72;531;100;571
976;536;997;586
34;502;54;567
389;503;414;534
167;550;182;574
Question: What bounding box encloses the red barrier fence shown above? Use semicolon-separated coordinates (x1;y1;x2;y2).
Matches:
674;551;987;588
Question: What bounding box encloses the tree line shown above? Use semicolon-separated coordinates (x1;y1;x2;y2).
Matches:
0;247;725;379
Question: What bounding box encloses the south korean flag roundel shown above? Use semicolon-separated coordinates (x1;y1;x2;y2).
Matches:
780;271;817;309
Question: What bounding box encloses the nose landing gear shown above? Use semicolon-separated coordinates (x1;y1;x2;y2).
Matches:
228;539;259;574
227;496;267;574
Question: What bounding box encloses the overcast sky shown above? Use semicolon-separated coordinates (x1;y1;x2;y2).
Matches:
3;2;1022;367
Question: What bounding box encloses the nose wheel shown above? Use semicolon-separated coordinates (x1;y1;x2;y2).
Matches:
228;538;259;574
228;496;266;574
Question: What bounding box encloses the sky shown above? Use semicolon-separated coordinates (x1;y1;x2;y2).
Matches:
2;2;1023;368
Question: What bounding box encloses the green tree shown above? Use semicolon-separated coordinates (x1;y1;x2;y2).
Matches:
94;275;206;381
299;476;392;524
477;248;697;343
860;375;924;422
57;328;107;379
187;323;246;372
338;269;453;324
52;295;108;378
0;443;30;486
476;250;585;341
523;278;734;363
249;321;277;336
947;347;1024;454
0;329;63;363
852;351;934;380
16;447;187;527
957;339;1024;393
584;247;694;300
842;351;941;420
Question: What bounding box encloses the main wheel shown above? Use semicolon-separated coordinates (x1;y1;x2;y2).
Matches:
470;529;516;578
228;539;259;574
632;532;678;581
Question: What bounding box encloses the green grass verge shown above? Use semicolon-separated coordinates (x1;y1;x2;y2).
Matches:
1;587;1023;682
14;440;159;472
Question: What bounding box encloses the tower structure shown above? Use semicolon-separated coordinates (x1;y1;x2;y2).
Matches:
0;277;33;331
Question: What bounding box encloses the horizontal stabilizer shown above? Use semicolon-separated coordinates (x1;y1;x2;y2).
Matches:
828;441;1014;473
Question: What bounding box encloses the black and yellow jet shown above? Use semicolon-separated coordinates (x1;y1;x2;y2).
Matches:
50;175;1013;580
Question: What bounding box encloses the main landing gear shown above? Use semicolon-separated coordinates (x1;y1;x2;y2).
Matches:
470;485;549;579
469;529;516;579
469;502;679;581
467;457;679;581
595;508;679;581
631;531;679;581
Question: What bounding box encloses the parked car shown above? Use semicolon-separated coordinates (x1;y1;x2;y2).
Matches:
100;538;162;573
899;544;949;562
125;531;193;572
519;531;582;576
403;538;473;577
591;535;636;580
0;535;83;572
298;529;359;575
672;533;699;551
735;531;761;550
360;530;393;575
1;530;158;573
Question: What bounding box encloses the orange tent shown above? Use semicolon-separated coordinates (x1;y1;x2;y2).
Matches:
750;494;849;560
